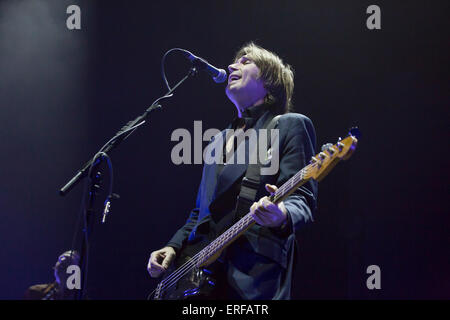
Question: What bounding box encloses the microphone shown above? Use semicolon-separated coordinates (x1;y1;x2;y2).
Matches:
184;51;227;83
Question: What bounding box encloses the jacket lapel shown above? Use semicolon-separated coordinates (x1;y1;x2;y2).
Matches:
212;110;274;201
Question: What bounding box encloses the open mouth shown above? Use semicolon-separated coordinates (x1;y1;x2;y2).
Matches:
228;74;241;83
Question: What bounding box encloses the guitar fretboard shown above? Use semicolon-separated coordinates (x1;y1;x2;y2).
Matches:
194;164;312;267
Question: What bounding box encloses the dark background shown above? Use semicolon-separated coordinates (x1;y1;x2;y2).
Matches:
0;0;448;299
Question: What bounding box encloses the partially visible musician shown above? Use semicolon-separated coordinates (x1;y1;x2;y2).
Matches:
24;250;80;300
147;42;318;299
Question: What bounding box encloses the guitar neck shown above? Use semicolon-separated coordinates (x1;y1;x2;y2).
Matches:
195;166;311;267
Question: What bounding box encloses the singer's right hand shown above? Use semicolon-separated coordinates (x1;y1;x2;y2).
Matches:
147;246;176;278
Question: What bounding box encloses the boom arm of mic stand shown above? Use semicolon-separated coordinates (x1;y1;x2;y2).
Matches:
59;67;197;196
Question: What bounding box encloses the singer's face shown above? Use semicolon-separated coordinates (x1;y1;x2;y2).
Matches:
225;55;267;109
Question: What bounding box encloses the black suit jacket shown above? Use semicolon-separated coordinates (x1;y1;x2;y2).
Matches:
167;109;318;299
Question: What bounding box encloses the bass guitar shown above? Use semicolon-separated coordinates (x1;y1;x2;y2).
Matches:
150;128;359;300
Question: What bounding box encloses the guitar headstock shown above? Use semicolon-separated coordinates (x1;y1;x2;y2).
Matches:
303;128;359;182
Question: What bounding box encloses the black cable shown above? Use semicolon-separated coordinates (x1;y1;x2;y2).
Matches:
161;47;192;91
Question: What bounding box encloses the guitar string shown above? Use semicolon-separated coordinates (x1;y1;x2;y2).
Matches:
158;214;253;294
157;143;350;295
155;181;302;298
154;145;347;297
156;167;307;294
157;214;255;296
156;167;309;297
157;232;231;293
157;171;312;297
155;166;312;297
157;183;295;297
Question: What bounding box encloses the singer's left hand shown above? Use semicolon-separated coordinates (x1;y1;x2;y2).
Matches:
250;184;287;228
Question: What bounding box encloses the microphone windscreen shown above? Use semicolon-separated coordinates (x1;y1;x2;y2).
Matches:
213;69;227;83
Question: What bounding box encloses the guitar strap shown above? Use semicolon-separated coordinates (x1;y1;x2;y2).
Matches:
233;114;281;221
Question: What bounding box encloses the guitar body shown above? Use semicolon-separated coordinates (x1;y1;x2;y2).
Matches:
155;263;216;300
153;236;225;300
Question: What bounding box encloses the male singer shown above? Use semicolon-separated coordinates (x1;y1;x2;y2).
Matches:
147;42;317;299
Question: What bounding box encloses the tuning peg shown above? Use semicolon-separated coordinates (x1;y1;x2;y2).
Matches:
349;127;361;139
321;143;334;157
309;157;319;165
321;143;333;152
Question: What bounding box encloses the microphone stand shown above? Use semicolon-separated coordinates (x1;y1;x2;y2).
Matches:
60;66;198;196
61;65;198;300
